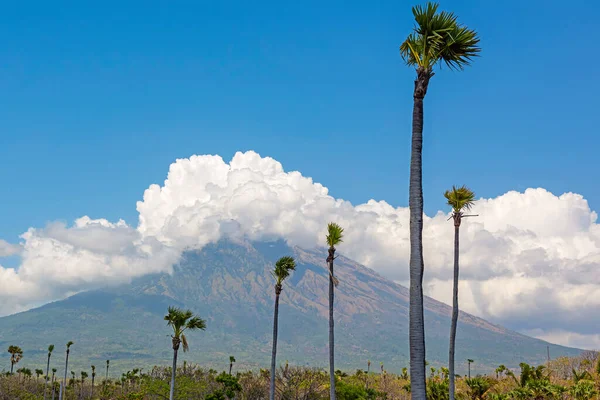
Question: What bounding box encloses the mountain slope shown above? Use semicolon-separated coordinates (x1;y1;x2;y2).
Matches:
0;239;580;375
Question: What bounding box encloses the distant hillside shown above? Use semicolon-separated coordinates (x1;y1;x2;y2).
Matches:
0;240;581;375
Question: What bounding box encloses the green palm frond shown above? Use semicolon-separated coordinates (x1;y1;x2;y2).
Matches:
272;256;296;285
444;185;476;214
66;341;74;348
230;356;236;363
48;344;55;353
400;2;480;70
165;306;206;352
326;223;344;247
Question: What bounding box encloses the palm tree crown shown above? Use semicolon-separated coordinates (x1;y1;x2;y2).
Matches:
326;223;344;248
272;256;296;287
48;345;55;355
164;306;207;352
444;185;476;216
400;2;480;72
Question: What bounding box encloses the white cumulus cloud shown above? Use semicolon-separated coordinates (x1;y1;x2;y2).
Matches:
1;151;599;350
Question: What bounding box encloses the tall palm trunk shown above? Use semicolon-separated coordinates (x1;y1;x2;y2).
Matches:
327;246;336;400
62;350;70;400
10;362;14;374
169;338;180;400
449;218;461;400
44;353;52;400
270;284;282;400
408;66;431;400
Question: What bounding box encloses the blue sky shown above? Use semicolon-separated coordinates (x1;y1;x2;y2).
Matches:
1;0;598;242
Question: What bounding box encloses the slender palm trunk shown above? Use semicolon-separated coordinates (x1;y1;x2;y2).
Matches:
62;351;70;400
328;246;336;400
10;362;14;374
468;362;471;379
449;221;460;400
169;344;179;400
106;365;109;383
409;66;431;400
44;353;52;400
91;375;95;399
229;362;233;375
270;287;282;400
51;373;56;400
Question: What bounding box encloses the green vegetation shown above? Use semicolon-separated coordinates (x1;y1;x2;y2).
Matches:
1;355;599;399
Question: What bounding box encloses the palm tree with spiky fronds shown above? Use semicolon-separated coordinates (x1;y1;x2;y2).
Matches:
229;356;236;375
80;371;88;399
445;185;476;400
44;344;55;400
7;345;23;374
326;222;344;400
467;359;474;379
269;255;296;400
91;365;96;399
164;306;206;400
399;5;480;399
61;341;74;400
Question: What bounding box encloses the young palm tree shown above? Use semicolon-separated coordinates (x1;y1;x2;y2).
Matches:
44;344;55;400
229;356;236;375
91;365;96;399
80;371;88;399
269;255;296;400
445;185;476;400
326;222;344;400
399;4;480;399
61;341;74;400
51;368;57;400
7;345;23;374
164;306;206;400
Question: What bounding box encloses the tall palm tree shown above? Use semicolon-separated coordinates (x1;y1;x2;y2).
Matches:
468;359;474;379
105;359;110;384
445;185;476;400
326;222;344;400
91;365;96;399
229;356;236;375
164;306;206;400
44;344;55;400
7;345;23;374
399;4;480;399
61;341;74;400
269;255;296;400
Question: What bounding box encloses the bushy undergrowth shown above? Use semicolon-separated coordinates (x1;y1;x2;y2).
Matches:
1;353;599;400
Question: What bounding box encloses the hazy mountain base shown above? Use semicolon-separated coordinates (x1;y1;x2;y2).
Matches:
0;240;580;375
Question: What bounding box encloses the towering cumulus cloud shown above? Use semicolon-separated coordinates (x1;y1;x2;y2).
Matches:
1;151;599;348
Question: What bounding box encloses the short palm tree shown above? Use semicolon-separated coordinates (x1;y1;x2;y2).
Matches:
44;344;55;400
51;368;57;400
269;255;296;400
326;222;344;400
7;345;23;374
36;369;44;379
467;359;474;379
445;185;476;400
229;356;236;375
400;5;479;399
91;365;96;398
61;341;73;400
164;306;206;400
80;371;88;399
